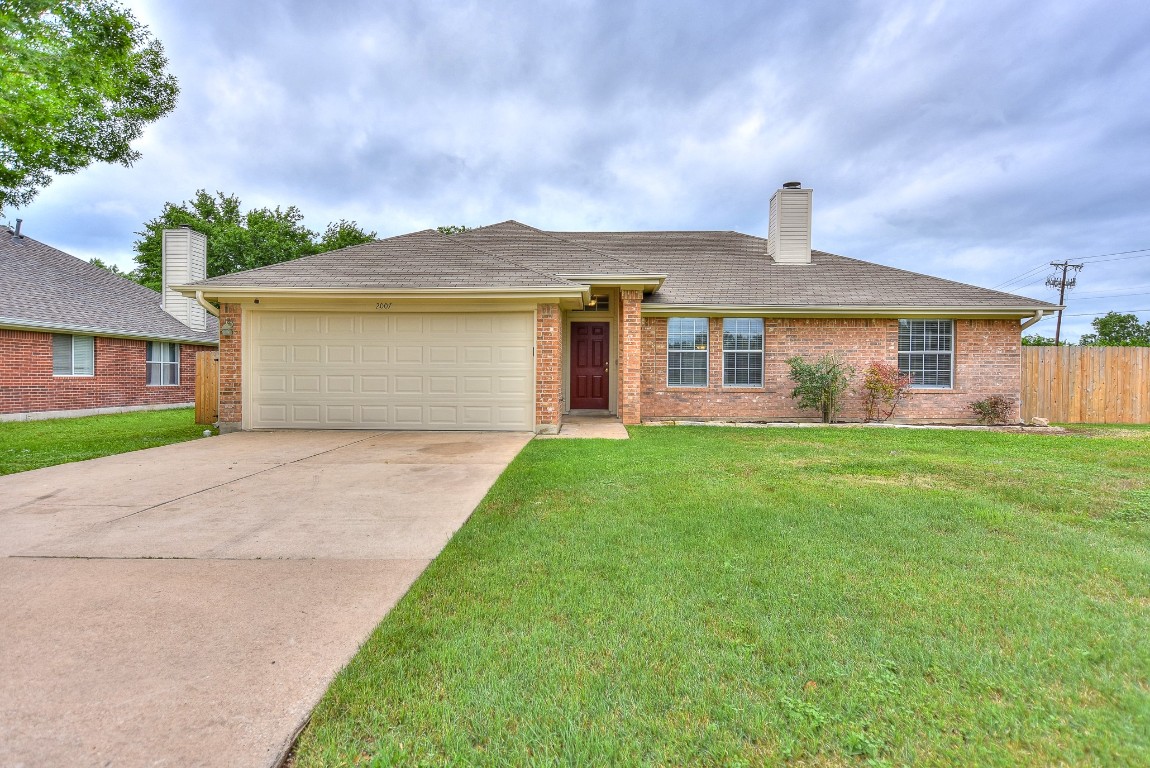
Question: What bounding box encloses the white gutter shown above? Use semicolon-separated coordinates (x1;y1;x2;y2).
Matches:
554;273;667;290
171;284;589;301
1020;310;1047;330
195;290;220;318
639;304;1061;319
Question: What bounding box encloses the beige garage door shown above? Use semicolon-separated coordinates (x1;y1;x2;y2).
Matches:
249;311;534;430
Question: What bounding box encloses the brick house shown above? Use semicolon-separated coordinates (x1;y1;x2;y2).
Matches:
174;183;1056;433
1;224;218;421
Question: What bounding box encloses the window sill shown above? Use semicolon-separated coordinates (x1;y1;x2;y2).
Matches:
52;374;94;378
146;384;181;388
909;387;959;393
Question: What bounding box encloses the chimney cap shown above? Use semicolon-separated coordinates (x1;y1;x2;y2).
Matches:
178;224;192;229
782;181;802;189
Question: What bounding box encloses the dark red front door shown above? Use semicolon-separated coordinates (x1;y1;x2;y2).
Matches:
570;322;610;410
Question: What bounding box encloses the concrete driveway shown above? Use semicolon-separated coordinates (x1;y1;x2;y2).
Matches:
0;430;530;767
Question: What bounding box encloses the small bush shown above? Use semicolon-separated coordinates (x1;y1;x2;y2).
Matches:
970;395;1013;425
787;354;855;423
860;361;912;422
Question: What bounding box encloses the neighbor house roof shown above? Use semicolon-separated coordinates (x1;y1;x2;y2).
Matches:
0;231;218;344
182;220;1055;313
191;229;581;291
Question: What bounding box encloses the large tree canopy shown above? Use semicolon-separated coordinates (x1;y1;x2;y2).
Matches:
1078;311;1150;346
0;0;179;212
132;190;377;291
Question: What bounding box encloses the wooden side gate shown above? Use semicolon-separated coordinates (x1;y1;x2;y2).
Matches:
195;350;220;425
1021;346;1150;424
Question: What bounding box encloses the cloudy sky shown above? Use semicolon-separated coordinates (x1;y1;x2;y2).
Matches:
14;0;1150;340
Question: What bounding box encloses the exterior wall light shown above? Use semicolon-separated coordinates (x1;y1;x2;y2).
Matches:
220;319;234;337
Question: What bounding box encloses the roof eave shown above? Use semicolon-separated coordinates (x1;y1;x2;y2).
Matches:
172;284;590;302
554;273;667;291
639;304;1061;319
0;318;218;345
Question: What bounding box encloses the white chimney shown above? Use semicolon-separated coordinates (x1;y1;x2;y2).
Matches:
161;226;208;332
767;181;813;264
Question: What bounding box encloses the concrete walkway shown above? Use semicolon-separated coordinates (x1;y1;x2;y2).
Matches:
0;430;529;768
537;413;629;439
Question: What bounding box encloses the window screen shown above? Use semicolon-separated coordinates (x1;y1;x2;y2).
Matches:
146;342;180;386
667;317;708;387
898;320;953;388
723;318;764;386
52;334;94;376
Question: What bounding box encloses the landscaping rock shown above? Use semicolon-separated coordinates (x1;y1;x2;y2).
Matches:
1030;417;1051;427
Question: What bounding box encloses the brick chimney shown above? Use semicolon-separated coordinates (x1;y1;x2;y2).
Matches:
161;226;207;331
767;181;813;264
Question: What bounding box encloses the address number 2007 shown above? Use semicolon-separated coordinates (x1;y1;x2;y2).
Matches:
375;302;392;310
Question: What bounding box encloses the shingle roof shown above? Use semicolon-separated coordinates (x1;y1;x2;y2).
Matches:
192;229;579;290
554;230;1057;309
0;232;218;344
454;221;646;275
183;219;1053;311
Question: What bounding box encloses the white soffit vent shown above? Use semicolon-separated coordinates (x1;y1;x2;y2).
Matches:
767;182;813;265
161;227;208;332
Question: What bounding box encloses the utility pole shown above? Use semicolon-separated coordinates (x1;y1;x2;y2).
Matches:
1046;261;1083;345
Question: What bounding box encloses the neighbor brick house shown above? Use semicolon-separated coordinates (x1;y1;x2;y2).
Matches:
1;223;218;421
174;183;1056;433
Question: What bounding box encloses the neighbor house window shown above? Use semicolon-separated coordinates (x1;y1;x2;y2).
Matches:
52;334;95;376
723;318;764;387
898;319;953;388
667;317;708;387
146;342;180;386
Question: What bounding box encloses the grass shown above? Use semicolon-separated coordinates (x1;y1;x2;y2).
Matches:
293;425;1150;767
0;408;207;475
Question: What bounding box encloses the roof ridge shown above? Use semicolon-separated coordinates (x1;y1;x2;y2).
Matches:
423;228;579;287
492;220;646;272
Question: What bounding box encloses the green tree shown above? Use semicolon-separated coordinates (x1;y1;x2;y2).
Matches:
132;190;376;291
786;354;855;423
319;219;377;251
1021;334;1062;346
1078;312;1150;346
88;256;126;276
0;0;179;212
436;225;471;236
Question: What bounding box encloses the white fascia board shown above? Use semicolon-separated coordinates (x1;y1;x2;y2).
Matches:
638;304;1062;319
171;285;590;302
0;318;219;345
554;274;667;290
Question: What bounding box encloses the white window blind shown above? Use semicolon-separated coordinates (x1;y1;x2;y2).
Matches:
52;335;94;376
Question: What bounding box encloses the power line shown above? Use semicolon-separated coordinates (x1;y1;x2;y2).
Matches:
1063;292;1150;301
1063;309;1150;317
991;247;1150;290
1047;261;1084;344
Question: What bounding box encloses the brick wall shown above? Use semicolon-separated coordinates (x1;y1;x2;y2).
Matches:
0;328;214;415
618;290;643;424
217;303;243;428
535;303;562;431
640;317;1021;423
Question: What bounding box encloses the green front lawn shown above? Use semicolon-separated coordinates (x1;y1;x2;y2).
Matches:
0;408;206;475
294;425;1150;767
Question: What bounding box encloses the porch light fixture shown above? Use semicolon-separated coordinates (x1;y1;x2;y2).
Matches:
220;319;234;337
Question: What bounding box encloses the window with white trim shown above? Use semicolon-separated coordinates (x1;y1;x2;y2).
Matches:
52;334;95;376
667;317;708;387
722;318;764;386
146;342;180;386
898;319;953;388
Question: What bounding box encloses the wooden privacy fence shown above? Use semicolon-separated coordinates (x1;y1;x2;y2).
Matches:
1021;346;1150;424
195;350;220;425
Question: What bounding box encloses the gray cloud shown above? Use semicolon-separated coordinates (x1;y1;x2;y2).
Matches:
15;0;1150;340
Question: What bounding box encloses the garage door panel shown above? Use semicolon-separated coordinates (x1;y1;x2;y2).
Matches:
250;311;534;430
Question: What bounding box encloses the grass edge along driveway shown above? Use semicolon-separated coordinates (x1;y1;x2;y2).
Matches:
0;408;207;475
292;424;1149;767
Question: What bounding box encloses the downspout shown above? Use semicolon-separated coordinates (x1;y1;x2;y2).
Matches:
1020;310;1045;330
195;290;220;318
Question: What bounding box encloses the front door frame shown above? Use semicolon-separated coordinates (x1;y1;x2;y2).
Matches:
562;291;618;414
